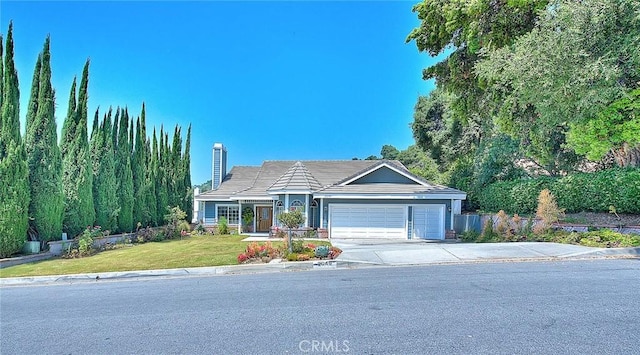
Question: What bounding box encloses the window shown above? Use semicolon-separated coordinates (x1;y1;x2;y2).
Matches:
275;201;284;227
290;200;304;212
217;205;239;225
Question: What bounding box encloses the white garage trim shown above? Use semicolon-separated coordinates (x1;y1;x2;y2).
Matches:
328;204;407;239
412;204;445;240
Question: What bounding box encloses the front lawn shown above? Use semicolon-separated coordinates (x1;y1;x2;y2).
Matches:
0;235;280;278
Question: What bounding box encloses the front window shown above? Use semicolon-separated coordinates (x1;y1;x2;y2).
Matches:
217;205;239;224
290;200;304;212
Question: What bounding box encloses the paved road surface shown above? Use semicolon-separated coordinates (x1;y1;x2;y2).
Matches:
2;260;639;354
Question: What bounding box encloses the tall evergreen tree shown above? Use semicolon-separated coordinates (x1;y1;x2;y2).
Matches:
0;22;30;257
25;36;63;242
115;107;134;232
60;77;80;235
91;108;118;232
1;33;3;115
1;26;21;150
183;124;192;222
132;104;153;227
25;55;41;139
60;60;94;237
75;60;95;230
154;127;168;224
169;125;183;209
145;133;157;226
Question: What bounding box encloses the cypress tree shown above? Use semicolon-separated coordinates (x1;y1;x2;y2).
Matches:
154;127;168;224
115;107;133;232
1;22;22;145
60;77;80;235
169;125;183;209
61;60;94;237
91;108;118;232
25;55;41;140
25;36;64;242
0;22;30;257
183;124;192;222
132;104;150;227
75;60;95;231
145;134;157;226
1;33;3;115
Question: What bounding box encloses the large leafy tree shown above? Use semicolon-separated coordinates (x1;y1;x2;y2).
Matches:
476;0;640;167
0;23;30;257
406;0;570;180
25;36;64;242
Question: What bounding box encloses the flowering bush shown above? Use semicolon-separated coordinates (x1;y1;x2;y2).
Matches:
238;242;284;263
237;253;249;263
328;246;342;259
236;241;341;264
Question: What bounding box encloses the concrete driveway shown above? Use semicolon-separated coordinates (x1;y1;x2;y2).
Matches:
331;239;640;265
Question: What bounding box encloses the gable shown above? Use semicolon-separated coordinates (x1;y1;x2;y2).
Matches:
349;166;420;185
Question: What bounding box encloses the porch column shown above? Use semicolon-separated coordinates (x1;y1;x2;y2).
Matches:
285;194;289;210
272;200;276;226
305;194;310;227
320;198;324;229
450;198;454;230
238;200;242;234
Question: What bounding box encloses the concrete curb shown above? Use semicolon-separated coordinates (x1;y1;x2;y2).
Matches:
0;260;349;286
2;246;638;287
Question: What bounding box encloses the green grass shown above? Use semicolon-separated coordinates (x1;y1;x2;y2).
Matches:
0;235;278;278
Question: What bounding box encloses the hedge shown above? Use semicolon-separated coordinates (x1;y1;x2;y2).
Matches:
478;168;640;214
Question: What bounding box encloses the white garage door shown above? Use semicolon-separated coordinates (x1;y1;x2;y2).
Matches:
329;205;407;239
413;205;445;240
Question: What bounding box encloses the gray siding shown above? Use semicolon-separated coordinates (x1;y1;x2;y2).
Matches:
204;201;216;224
351;166;416;184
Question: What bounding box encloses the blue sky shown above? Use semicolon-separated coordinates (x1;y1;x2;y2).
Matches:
1;0;443;185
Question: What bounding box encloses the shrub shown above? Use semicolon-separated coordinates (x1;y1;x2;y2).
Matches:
63;226;102;258
193;223;206;235
297;253;310;261
218;217;229;235
495;210;511;237
534;189;565;234
238;241;283;264
286;253;299;261
460;230;480;242
237;253;249;263
314;245;330;258
328;246;342;259
479;168;640;214
479;218;499;242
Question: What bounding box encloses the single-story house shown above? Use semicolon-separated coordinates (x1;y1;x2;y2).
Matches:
193;143;466;240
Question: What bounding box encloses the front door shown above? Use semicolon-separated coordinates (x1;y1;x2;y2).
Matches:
256;206;273;233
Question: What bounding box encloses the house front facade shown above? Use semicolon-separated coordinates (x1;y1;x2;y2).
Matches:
193;143;467;240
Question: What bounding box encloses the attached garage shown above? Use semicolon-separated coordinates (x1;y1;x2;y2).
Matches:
329;204;407;239
412;205;445;240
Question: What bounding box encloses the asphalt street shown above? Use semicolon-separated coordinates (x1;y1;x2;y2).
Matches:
1;259;639;354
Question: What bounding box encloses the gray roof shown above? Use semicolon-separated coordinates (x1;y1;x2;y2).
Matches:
267;161;323;193
314;183;466;196
196;159;466;200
